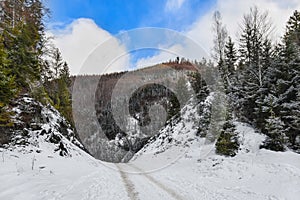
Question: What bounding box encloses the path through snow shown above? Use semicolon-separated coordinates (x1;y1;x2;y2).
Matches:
1;123;300;199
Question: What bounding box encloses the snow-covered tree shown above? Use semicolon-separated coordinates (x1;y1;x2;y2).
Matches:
261;110;286;152
215;108;239;156
224;36;237;85
235;6;274;124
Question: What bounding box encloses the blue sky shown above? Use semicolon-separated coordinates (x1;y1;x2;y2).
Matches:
45;0;217;74
45;0;300;74
46;0;216;34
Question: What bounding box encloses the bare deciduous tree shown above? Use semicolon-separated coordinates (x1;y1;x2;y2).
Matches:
212;11;228;66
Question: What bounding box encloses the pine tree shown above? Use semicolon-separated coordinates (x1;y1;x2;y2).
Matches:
60;62;71;86
0;34;16;126
189;71;209;101
283;10;300;58
1;0;48;89
273;10;300;152
261;108;286;152
253;39;275;130
224;37;237;79
0;35;16;105
224;36;238;95
52;48;64;79
57;61;72;122
281;89;300;152
215;108;239;157
41;60;54;83
43;51;73;123
56;77;72;123
196;97;212;138
236;6;274;124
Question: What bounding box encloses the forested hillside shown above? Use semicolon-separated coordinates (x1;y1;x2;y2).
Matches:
212;8;300;155
71;61;209;162
0;0;73;144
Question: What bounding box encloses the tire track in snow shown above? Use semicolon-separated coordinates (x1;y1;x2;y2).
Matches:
116;164;140;200
127;163;185;200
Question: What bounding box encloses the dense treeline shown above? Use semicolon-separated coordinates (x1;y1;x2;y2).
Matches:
0;0;72;125
214;7;300;155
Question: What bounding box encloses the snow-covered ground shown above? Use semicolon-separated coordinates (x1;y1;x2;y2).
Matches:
126;122;300;200
1;121;300;200
1;96;300;200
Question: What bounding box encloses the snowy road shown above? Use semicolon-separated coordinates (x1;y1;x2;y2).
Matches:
116;163;185;200
116;164;139;200
1;147;300;200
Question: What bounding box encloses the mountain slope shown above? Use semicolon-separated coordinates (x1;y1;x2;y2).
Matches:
0;96;129;200
125;122;300;199
125;96;300;200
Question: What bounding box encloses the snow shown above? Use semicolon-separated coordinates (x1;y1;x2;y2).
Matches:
127;122;300;200
0;145;129;200
1;123;300;200
1;97;300;199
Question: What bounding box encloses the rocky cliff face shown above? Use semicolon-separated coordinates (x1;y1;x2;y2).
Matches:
0;95;86;157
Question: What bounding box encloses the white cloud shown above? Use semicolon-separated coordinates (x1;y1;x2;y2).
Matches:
48;18;129;75
165;0;186;11
137;0;300;66
187;0;300;55
135;42;207;68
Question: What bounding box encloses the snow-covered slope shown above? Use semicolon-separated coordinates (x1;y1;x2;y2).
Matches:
1;96;300;200
124;121;300;200
0;96;130;200
0;139;131;199
125;94;300;199
3;96;85;156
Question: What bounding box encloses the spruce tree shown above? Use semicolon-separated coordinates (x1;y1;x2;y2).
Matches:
1;0;48;89
261;109;286;152
273;10;300;152
0;35;16;106
189;71;209;101
282;89;300;152
236;6;274;124
215;108;239;157
224;36;237;81
53;48;64;79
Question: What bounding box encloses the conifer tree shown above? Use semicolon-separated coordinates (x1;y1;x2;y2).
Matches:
1;0;47;88
189;71;209;101
283;10;300;60
223;36;237;95
215;108;239;156
0;35;16;106
261;108;286;152
273;10;300;151
236;6;274;123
